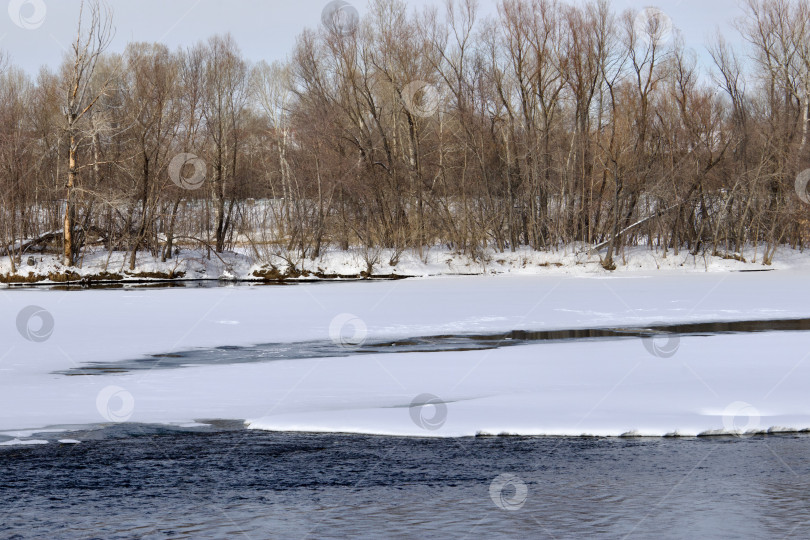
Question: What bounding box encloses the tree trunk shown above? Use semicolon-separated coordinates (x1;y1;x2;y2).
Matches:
63;136;77;266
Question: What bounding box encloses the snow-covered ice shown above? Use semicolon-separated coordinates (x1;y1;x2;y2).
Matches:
2;270;810;439
0;439;48;446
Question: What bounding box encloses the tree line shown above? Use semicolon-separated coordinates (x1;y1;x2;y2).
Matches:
2;0;810;272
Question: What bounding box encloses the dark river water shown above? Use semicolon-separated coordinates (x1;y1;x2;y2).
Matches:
2;425;809;539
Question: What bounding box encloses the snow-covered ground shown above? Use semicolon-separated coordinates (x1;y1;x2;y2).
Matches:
3;243;810;284
2;269;810;441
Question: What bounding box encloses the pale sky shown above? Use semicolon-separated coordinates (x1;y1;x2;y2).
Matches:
1;0;746;76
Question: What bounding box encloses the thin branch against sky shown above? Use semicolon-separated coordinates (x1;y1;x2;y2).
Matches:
2;0;743;75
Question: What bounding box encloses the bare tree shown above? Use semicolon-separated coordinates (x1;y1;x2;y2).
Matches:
61;0;114;266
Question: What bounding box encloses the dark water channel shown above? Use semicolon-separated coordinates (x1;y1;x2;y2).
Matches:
58;317;810;376
2;426;809;539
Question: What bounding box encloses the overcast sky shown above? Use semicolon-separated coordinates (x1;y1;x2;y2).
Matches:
1;0;746;76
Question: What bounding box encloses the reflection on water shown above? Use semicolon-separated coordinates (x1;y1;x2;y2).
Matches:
1;428;809;538
58;318;810;376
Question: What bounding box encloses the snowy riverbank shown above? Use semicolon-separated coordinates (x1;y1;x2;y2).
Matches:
2;244;809;286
